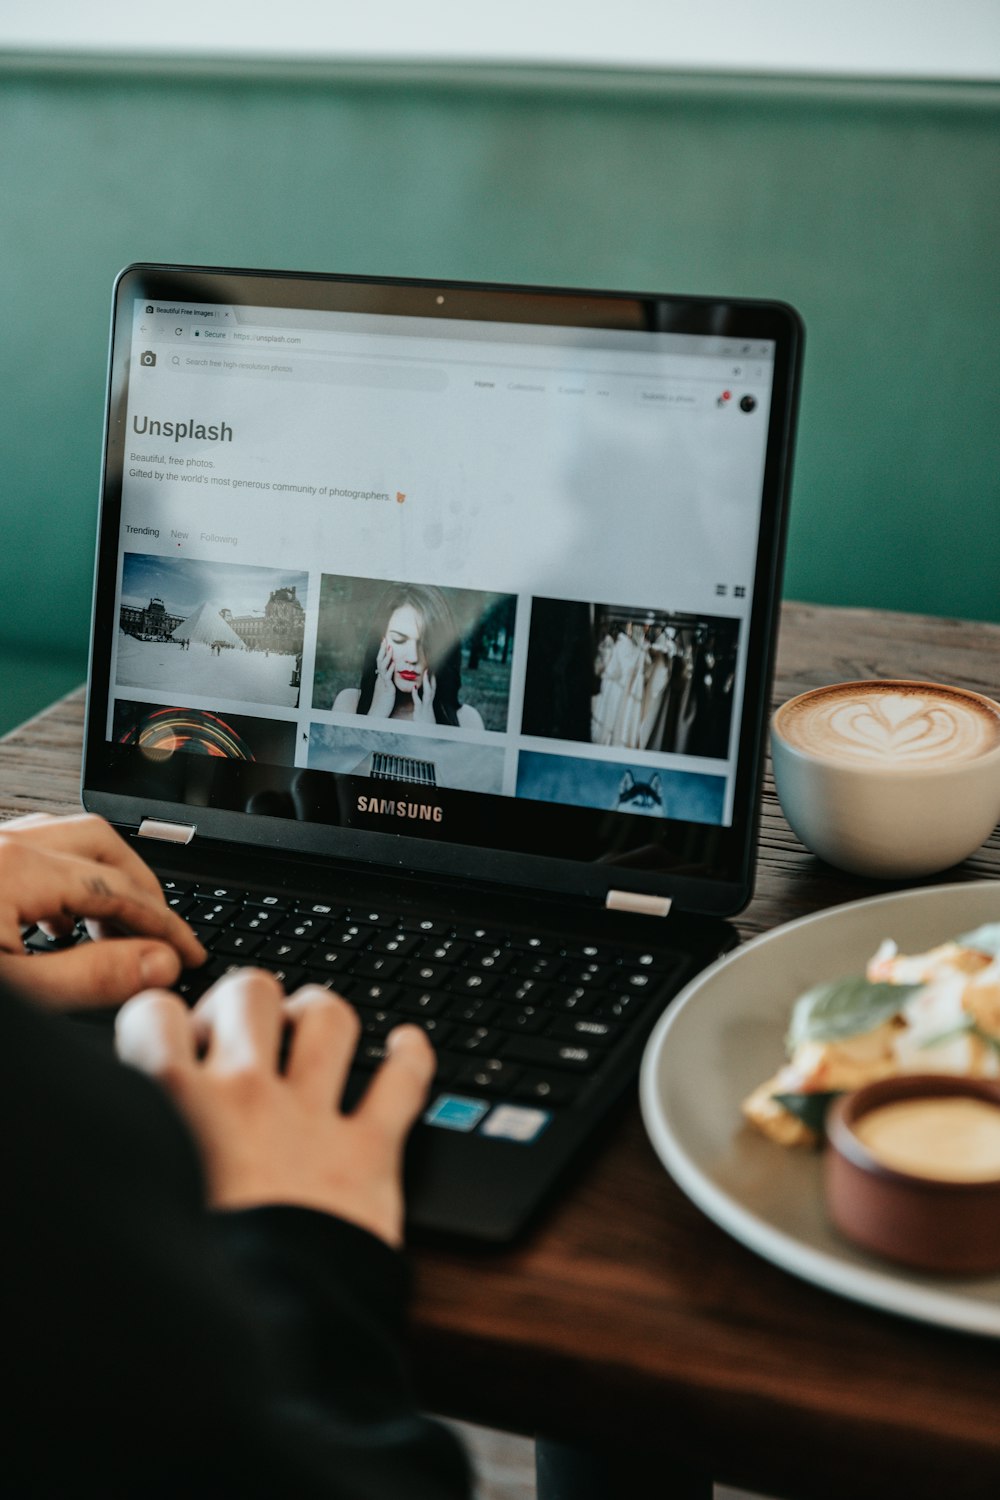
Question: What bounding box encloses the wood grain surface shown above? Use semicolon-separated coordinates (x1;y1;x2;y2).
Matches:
3;602;999;1500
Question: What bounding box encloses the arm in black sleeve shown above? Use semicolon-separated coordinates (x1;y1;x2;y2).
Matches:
0;984;471;1500
213;1208;471;1499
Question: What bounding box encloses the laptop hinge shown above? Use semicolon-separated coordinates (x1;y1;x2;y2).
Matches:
605;890;672;918
137;818;196;845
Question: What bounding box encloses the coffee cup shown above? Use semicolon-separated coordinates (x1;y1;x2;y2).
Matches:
770;679;1000;878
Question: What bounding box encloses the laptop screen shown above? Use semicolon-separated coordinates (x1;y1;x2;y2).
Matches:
84;267;801;916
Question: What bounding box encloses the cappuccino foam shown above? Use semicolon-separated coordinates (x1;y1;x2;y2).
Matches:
777;683;1000;767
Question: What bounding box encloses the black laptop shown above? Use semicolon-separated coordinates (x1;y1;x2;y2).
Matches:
74;264;801;1242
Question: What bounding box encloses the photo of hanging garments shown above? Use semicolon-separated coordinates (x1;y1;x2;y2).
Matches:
522;598;740;762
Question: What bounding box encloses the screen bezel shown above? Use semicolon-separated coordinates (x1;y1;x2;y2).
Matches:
82;263;802;917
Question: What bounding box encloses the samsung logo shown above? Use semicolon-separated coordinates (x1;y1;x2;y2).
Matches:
356;795;443;823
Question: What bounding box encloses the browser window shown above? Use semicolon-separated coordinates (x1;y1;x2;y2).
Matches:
111;296;775;831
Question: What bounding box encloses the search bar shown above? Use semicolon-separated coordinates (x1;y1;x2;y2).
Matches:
173;354;449;392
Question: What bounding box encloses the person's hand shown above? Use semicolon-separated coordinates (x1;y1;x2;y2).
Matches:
410;670;437;724
115;970;436;1247
366;636;397;718
0;813;206;1008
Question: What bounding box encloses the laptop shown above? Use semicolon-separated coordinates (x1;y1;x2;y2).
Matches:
74;264;802;1243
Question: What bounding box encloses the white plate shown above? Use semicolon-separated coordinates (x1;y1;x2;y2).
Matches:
639;880;1000;1338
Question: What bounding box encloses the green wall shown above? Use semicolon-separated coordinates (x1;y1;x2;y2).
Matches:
2;56;998;731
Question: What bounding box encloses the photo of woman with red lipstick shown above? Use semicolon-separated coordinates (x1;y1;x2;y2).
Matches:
334;582;483;728
313;576;516;733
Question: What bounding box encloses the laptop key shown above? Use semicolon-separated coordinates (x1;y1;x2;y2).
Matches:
448;997;498;1026
191;925;222;948
397;989;449;1018
422;938;469;964
356;1041;389;1068
296;901;340;917
544;986;598;1015
211;930;265;959
495;977;550;1005
267;966;305;992
309;948;355;973
494;1004;546;1034
355;1008;403;1038
589;992;647;1021
563;964;616;987
447;971;500;998
547;1016;621;1046
233;908;284;935
399;917;452;936
333;977;366;1004
353;954;403;981
302;972;350;994
512;1071;575;1107
450;1025;505;1055
456;1060;522;1095
409;962;451;988
165;894;196;917
323;923;374;950
417;1017;454;1047
199;957;242;985
176;969;213;1004
469;949;514;975
189;900;239;925
502;1037;600;1071
349;981;401;1007
372;932;421;957
277;915;329;942
560;942;619;962
520;956;565;980
258;937;310;964
23;926;78;953
429;1053;461;1084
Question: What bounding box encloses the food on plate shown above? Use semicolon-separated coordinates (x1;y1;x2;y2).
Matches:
742;923;1000;1147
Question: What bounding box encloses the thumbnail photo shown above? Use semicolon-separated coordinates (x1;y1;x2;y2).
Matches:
521;599;740;760
113;699;296;765
516;751;726;826
116;554;307;708
311;574;516;733
308;725;504;795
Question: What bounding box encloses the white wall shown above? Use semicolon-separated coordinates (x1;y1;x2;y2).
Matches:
2;0;998;80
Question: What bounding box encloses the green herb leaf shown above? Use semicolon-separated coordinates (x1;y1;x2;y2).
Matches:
972;1024;1000;1056
786;977;921;1053
917;1018;975;1050
772;1091;843;1138
916;1019;1000;1056
957;923;1000;958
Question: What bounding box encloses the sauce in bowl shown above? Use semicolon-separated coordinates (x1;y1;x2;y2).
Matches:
853;1096;1000;1183
825;1076;1000;1273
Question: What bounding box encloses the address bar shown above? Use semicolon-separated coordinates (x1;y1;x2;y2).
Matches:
173;351;449;392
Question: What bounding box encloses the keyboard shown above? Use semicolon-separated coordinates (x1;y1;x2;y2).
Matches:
24;877;682;1116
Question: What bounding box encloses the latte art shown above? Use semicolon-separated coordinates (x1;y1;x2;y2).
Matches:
778;685;1000;767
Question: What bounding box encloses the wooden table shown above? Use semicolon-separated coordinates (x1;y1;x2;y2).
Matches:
4;602;1000;1500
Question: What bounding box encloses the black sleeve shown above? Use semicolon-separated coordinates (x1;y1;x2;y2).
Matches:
0;984;471;1500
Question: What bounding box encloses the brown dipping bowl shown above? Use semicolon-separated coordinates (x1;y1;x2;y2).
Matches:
825;1075;1000;1275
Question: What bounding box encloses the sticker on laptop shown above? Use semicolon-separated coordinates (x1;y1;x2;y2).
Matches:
479;1105;552;1144
423;1095;490;1133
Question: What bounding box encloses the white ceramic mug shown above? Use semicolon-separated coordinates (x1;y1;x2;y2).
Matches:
770;679;1000;879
